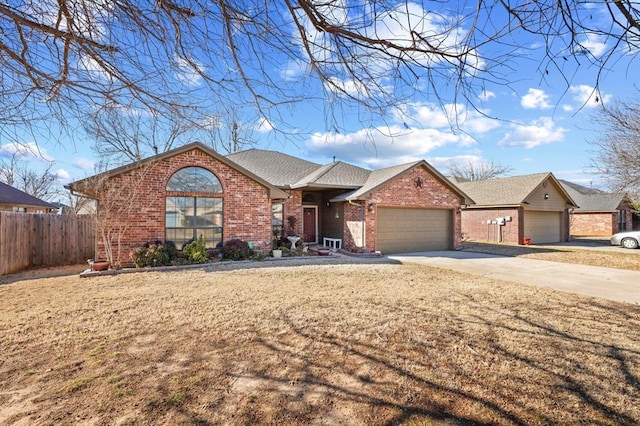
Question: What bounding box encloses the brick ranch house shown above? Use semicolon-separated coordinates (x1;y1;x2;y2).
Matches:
559;180;635;237
67;142;472;265
451;173;578;245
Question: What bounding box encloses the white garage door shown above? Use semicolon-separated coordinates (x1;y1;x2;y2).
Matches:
377;207;453;253
524;211;562;243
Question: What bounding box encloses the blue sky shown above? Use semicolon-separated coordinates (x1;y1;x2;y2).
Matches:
1;1;637;198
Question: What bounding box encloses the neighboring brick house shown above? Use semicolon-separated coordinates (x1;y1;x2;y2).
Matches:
0;181;55;213
560;180;635;237
453;173;577;245
67;142;471;265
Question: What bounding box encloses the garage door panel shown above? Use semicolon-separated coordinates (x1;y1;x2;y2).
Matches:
377;207;452;253
524;211;562;243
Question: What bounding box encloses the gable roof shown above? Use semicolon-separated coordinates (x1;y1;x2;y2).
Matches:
291;161;371;189
226;149;321;187
331;160;473;203
0;181;55;209
67;142;290;200
455;172;576;207
559;180;631;212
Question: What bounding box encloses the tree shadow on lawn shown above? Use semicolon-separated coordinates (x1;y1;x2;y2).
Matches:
211;299;640;424
5;266;639;425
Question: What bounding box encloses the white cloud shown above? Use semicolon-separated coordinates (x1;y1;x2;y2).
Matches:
479;90;496;102
280;60;306;81
368;2;472;68
578;33;607;58
569;84;611;108
55;168;70;180
498;117;567;149
73;157;95;170
78;55;114;83
291;1;479;97
325;77;369;97
174;56;204;86
200;115;221;130
255;117;274;133
0;142;53;162
398;102;500;134
306;125;475;169
521;88;552;109
306;101;501;168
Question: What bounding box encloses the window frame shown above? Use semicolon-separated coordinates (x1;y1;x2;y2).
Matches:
165;167;224;249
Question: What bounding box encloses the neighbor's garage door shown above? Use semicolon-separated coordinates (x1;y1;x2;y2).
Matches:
377;207;452;253
524;211;562;243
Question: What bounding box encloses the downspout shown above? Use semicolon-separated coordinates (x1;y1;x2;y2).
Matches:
65;186;99;263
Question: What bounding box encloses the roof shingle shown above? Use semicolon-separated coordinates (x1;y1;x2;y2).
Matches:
560;180;629;212
454;173;555;206
0;181;55;209
226;149;321;187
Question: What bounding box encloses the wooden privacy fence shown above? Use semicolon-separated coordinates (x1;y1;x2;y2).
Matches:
0;212;96;276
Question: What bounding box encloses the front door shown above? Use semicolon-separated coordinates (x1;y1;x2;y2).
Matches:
303;207;317;243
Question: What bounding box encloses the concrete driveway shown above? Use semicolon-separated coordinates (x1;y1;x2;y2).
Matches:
388;251;640;304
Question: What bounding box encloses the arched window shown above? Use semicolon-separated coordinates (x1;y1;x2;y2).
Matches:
166;167;222;192
165;167;223;249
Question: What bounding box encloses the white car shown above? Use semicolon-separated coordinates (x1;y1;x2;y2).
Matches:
610;230;640;249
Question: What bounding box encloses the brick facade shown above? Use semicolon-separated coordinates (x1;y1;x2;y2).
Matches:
87;147;467;263
95;148;274;266
461;208;522;244
282;190;303;237
570;210;633;237
348;166;464;252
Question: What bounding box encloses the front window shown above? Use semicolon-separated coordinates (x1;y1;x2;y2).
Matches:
619;209;627;231
165;167;223;249
272;203;284;246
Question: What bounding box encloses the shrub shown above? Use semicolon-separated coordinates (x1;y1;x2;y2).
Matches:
183;236;208;264
221;239;254;261
160;240;178;260
130;240;177;267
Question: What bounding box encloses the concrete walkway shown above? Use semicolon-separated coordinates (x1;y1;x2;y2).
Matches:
388;251;640;304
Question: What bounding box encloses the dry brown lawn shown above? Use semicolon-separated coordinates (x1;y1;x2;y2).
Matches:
463;241;640;272
1;254;639;425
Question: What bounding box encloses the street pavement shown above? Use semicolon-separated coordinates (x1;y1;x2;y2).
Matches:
388;251;640;304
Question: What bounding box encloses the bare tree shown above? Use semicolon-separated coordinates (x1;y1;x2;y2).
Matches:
83;106;199;164
0;154;61;201
591;99;640;194
70;162;160;268
2;0;639;144
202;109;256;154
448;160;513;181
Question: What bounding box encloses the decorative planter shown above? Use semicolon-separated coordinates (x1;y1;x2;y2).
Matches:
272;249;282;258
92;261;110;271
317;248;330;256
